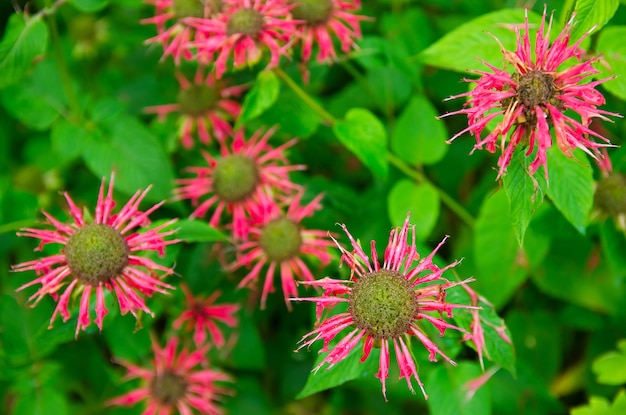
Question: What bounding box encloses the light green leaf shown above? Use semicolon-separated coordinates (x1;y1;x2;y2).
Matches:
392;95;448;166
596;26;626;101
571;0;619;40
571;390;626;415
546;148;593;234
236;70;280;128
0;13;48;88
333;108;388;181
171;219;228;243
260;86;320;138
592;340;626;385
419;9;542;73
387;179;440;241
51;119;87;162
69;0;109;12
503;149;546;245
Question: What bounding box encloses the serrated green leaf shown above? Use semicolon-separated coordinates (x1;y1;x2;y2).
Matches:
571;390;626;415
392;95;448;166
69;0;109;12
387;179;440;241
426;361;490;415
419;9;542;73
333;108;388;181
503;149;546;245
546;148;593;234
596;26;626;101
592;340;626;385
571;0;619;40
82;114;175;202
0;13;48;89
296;338;379;399
236;70;279;128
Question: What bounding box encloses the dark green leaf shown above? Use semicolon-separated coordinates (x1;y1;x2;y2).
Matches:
69;0;109;12
596;26;626;101
236;70;280;128
546;148;593;234
571;0;619;40
426;361;490;415
260;86;320;138
392;95;448;166
103;314;152;361
51;119;87;162
333;108;388;181
12;363;69;415
387;179;440;241
0;13;48;88
173;219;229;243
600;221;626;279
503;149;546;245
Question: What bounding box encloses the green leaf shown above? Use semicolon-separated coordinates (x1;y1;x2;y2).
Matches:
260;86;320;138
592;340;626;385
296;338;379;399
503;149;546;245
103;314;152;361
236;70;280;128
392;95;448;166
546;148;593;234
230;311;266;370
69;0;109;12
333;108;388;181
600;221;626;278
571;390;626;415
387;179;440;241
596;26;626;101
419;9;542;73
0;13;48;89
173;219;229;243
51;119;87;162
12;363;69;415
571;0;619;40
426;361;490;415
82;113;175;202
473;190;528;307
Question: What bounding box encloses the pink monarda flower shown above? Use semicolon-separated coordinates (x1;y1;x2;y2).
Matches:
232;190;334;309
173;283;239;347
187;0;299;78
145;67;245;149
442;7;620;180
108;336;231;415
290;0;367;63
142;0;222;64
293;215;475;400
12;175;179;337
175;127;304;239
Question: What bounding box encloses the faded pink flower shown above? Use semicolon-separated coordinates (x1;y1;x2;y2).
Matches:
293;215;475;400
442;7;620;180
145;67;245;149
108;336;231;415
187;0;299;78
12;174;179;337
173;283;239;347
290;0;368;64
232;190;334;309
175;127;304;239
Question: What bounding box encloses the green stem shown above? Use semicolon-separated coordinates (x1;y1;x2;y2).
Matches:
387;153;476;227
44;0;82;123
272;67;337;125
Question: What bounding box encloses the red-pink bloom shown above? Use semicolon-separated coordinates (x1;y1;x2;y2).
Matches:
187;0;299;78
108;336;231;415
173;283;239;347
142;0;222;64
12;174;179;337
291;0;368;64
293;215;475;400
232;190;334;309
145;67;245;149
175;127;304;238
442;7;620;180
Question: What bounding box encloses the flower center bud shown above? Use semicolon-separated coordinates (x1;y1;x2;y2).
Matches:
595;173;626;216
349;270;417;339
173;0;206;18
177;84;219;117
516;70;555;109
151;370;188;406
259;217;302;262
226;8;265;37
212;155;260;202
290;0;333;26
65;224;129;286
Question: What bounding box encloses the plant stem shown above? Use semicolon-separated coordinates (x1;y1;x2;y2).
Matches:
44;0;83;123
272;67;337;125
387;153;476;227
